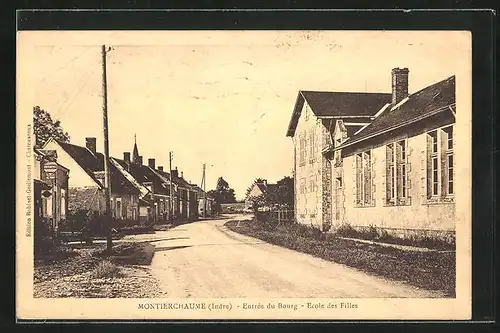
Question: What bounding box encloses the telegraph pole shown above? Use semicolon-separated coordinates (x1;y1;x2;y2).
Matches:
102;45;113;254
201;163;206;218
169;151;173;220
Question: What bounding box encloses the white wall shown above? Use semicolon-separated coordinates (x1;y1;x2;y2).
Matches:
293;101;324;228
44;140;99;188
342;132;455;231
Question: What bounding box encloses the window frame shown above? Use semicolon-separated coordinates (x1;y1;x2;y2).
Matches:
355;150;374;207
426;125;454;203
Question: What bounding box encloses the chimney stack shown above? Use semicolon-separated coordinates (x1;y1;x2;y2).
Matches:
158;166;164;172
138;156;143;165
391;68;409;105
181;171;184;178
148;158;156;169
85;137;97;155
172;167;178;178
123;152;131;164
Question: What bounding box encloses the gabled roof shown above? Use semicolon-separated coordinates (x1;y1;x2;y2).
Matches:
172;175;196;192
251;182;278;196
336;75;456;150
286;90;392;137
56;141;139;194
255;183;267;193
113;159;170;196
57;141;104;187
110;158;151;199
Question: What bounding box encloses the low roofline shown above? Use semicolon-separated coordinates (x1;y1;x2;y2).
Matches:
333;103;456;151
47;139;104;189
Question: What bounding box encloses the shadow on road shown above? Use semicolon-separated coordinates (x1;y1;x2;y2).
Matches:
132;237;190;244
155;245;193;252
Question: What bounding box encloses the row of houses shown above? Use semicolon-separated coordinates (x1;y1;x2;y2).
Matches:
287;68;456;241
33;135;214;234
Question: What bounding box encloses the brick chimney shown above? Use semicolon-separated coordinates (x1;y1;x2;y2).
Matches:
158;166;163;172
148;158;155;169
181;171;184;178
391;67;409;105
171;167;178;178
138;156;143;165
86;137;97;155
123;152;131;164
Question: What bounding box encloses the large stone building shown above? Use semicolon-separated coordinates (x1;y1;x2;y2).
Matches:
287;68;456;240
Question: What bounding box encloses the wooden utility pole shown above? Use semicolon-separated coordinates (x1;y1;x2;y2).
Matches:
169;151;173;220
101;45;113;254
201;163;206;218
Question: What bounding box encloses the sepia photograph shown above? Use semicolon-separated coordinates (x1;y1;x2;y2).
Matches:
16;30;472;320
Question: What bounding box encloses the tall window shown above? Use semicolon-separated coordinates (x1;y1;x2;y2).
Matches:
426;126;454;200
60;188;66;218
386;140;409;205
299;177;306;194
355;150;373;207
309;132;316;164
299;133;306;167
430;131;439;196
442;126;454;196
309;175;315;192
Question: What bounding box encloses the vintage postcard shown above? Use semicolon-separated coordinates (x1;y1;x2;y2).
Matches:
16;30;472;320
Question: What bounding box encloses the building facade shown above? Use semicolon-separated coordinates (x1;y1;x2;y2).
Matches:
34;149;69;233
43;137;143;226
287;68;456;240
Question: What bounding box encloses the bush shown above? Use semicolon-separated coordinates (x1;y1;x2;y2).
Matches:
63;209;91;232
34;217;55;255
334;223;360;238
91;260;123;278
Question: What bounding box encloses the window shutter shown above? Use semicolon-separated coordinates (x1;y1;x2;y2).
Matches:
407;143;412;199
425;134;432;200
396;143;402;202
372;151;376;206
352;156;358;206
386;145;393;203
440;130;447;198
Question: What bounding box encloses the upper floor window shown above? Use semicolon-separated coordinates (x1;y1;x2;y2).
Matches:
299;133;306;167
309;132;317;164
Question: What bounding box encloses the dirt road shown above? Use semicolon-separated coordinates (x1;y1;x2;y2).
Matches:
143;214;443;298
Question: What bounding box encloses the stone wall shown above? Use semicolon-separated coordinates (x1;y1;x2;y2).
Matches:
321;155;332;231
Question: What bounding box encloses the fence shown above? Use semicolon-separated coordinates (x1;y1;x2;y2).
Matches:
255;209;294;224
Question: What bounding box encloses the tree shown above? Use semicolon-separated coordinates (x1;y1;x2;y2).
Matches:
208;177;237;212
276;176;294;208
250;175;294;212
214;177;237;204
33;106;70;148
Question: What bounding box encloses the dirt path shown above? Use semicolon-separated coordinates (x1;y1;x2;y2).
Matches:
149;214;444;298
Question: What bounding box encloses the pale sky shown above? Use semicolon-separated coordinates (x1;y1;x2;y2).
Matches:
27;30;470;199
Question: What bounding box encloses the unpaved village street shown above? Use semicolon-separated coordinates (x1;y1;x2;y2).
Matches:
122;215;445;298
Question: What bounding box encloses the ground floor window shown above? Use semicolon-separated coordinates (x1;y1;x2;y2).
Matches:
355;150;373;207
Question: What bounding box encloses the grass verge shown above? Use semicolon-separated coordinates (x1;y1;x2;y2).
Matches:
225;219;455;297
94;242;156;265
34;242;162;298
